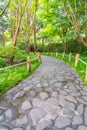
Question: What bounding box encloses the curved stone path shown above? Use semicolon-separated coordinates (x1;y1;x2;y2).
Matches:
0;56;87;130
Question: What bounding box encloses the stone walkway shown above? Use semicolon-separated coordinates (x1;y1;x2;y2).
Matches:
0;56;87;130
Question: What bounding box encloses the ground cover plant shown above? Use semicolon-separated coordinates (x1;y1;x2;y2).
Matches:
0;52;40;95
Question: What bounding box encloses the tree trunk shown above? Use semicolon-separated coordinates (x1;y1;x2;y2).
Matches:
63;41;66;53
13;20;20;46
34;25;37;52
64;43;66;53
26;39;31;53
13;0;21;46
64;0;87;48
9;56;14;65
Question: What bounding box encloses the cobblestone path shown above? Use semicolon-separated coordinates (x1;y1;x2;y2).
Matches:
0;56;87;130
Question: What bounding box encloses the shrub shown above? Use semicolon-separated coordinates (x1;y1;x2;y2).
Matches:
0;45;26;62
0;58;6;68
0;45;18;58
0;45;4;51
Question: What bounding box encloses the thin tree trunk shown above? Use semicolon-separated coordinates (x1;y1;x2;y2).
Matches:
34;25;37;52
26;39;31;53
64;0;87;48
64;43;66;53
13;20;21;46
13;0;21;46
9;56;14;65
63;41;66;53
12;0;28;46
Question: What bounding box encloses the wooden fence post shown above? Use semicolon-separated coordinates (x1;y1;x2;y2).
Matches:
69;53;72;62
56;52;58;57
62;52;65;59
75;54;80;67
85;65;87;81
38;52;42;63
27;57;31;72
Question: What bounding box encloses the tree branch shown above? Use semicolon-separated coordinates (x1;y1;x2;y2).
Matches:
0;0;10;17
63;3;73;25
74;0;77;15
64;0;87;47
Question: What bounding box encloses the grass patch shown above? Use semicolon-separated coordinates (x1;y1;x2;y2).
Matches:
0;53;40;95
14;52;37;61
43;53;87;85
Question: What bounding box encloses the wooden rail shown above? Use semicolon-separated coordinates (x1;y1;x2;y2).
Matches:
0;52;41;72
79;58;87;65
0;62;27;71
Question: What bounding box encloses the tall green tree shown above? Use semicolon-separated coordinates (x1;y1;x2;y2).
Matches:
9;0;28;46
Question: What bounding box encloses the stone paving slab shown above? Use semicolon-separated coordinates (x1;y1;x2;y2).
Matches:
0;56;87;130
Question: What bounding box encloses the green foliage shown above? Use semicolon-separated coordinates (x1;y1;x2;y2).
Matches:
66;40;87;54
15;52;37;62
0;58;6;68
36;44;43;52
48;43;64;52
36;43;47;52
40;40;87;54
0;56;39;95
0;45;18;58
0;45;4;51
0;45;37;62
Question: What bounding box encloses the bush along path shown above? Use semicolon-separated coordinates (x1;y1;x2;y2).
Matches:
0;56;87;130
